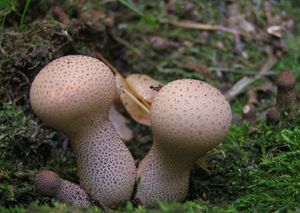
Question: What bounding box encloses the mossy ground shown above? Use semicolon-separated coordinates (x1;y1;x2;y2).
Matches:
0;1;300;212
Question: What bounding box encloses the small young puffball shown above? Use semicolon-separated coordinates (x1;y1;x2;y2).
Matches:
135;79;232;207
275;71;297;112
35;170;91;207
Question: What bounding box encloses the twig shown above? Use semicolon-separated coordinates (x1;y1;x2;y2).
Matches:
208;67;277;76
93;47;120;75
165;20;241;35
122;89;150;114
224;50;277;101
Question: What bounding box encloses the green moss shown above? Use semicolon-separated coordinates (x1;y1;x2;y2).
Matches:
0;103;77;207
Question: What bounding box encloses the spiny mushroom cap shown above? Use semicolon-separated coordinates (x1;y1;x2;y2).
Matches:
275;71;296;90
35;170;62;197
150;79;232;154
30;55;116;132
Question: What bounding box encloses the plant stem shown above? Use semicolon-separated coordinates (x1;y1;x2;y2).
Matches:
19;0;31;30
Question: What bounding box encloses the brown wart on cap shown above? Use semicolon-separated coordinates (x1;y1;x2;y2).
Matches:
35;170;91;207
275;71;297;113
135;79;232;207
30;55;136;207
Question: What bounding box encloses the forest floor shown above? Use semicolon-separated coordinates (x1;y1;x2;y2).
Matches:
0;1;300;212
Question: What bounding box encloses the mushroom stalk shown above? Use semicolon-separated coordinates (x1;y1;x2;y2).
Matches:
136;142;193;205
70;115;136;207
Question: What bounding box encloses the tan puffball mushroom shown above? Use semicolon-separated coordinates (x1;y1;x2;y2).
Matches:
30;55;136;207
35;170;91;207
275;71;297;113
135;79;232;207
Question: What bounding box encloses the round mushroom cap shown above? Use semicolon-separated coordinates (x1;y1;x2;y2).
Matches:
150;79;232;153
35;170;62;197
266;108;280;125
30;55;116;131
275;71;296;89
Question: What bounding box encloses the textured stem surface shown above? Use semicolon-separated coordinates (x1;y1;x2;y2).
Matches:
73;118;136;207
135;143;192;207
56;180;91;207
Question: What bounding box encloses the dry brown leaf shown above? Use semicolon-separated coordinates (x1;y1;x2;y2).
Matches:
126;74;162;104
115;74;151;126
109;105;133;142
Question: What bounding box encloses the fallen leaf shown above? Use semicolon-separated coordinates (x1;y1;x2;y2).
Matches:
267;25;284;38
115;74;151;126
126;74;162;104
109;105;133;142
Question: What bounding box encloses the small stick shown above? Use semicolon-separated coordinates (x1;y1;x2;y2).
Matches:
165;20;241;35
208;67;277;76
122;89;150;114
93;47;120;75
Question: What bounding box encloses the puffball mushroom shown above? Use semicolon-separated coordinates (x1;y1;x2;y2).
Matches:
35;170;91;207
275;71;297;112
30;55;136;207
135;79;232;207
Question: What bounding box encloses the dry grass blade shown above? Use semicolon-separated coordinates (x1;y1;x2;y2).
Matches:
166;20;240;35
93;47;120;75
195;158;210;175
122;89;150;114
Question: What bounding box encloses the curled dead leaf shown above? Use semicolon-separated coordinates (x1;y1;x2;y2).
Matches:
126;74;162;104
115;74;151;126
109;105;133;142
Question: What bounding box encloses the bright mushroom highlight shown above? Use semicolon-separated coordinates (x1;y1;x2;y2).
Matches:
35;170;91;207
135;79;232;207
30;55;136;208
